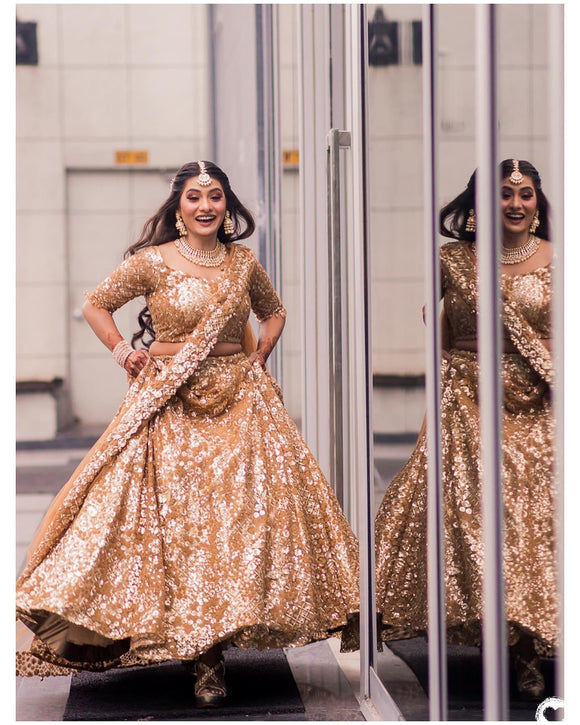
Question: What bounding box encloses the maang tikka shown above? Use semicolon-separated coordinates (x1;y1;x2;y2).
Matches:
197;161;212;187
509;159;524;185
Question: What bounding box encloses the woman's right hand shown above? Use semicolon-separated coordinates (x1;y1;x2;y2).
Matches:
124;349;158;377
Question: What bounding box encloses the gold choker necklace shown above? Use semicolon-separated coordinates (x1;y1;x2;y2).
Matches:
501;235;540;265
174;238;227;267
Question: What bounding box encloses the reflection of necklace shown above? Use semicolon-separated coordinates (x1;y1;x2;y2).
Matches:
174;238;227;267
501;235;540;265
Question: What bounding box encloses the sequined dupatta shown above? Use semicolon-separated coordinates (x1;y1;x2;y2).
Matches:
21;246;256;574
443;243;554;384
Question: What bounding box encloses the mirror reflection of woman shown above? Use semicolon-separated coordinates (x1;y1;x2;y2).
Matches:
16;161;360;707
374;159;558;702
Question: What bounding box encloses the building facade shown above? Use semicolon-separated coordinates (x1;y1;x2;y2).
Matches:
16;3;553;443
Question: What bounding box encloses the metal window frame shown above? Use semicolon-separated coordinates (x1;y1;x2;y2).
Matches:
348;5;408;719
298;4;334;480
422;5;448;720
548;3;565;709
475;6;509;719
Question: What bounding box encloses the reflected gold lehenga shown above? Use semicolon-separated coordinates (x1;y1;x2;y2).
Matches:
16;243;360;677
375;241;558;656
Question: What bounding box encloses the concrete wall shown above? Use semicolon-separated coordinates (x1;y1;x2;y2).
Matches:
16;3;210;438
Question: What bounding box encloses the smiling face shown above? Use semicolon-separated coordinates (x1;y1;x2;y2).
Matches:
178;176;227;244
500;174;538;241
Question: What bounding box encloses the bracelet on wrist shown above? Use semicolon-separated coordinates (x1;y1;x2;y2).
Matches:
112;340;134;368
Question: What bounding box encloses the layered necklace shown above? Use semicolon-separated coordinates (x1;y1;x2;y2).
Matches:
174;237;227;268
501;235;540;265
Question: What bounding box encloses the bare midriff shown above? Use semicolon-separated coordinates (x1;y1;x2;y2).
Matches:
150;341;243;357
453;338;551;354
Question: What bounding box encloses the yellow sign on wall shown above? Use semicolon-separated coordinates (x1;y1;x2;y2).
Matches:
115;150;149;165
282;150;299;167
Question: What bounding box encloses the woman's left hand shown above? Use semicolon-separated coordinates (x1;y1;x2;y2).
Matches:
250;318;284;370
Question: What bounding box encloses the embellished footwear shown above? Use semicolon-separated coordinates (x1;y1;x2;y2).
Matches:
513;652;545;701
194;657;227;708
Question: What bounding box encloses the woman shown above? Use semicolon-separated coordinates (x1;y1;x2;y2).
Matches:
374;159;557;701
16;161;360;707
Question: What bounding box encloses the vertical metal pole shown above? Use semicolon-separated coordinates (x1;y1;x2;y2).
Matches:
475;5;509;721
255;4;282;384
297;4;333;479
326;128;351;509
422;5;448;721
345;5;379;708
548;3;565;708
207;5;218;162
348;8;402;717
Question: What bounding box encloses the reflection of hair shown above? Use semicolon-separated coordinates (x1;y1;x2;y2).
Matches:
125;161;256;349
439;159;551;243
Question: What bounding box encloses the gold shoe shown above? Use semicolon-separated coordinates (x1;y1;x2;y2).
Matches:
513;653;545;701
194;658;227;708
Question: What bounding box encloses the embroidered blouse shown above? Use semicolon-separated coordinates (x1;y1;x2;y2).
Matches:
440;242;552;343
85;244;286;345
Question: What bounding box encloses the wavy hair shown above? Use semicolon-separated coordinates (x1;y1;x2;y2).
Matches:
125;161;255;348
439;159;551;243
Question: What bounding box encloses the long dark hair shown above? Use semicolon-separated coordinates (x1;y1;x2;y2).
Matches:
126;161;255;348
439;158;551;243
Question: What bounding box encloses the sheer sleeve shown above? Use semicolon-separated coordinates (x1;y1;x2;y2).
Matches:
84;249;158;313
248;256;287;323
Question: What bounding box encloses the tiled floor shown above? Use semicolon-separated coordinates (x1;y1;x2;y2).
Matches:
15;636;366;721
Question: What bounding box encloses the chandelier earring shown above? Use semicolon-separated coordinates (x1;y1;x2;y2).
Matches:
529;210;540;234
466;208;476;233
223;210;234;237
175;211;188;238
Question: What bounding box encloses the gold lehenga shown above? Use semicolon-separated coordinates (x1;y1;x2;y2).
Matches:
375;241;558;656
16;243;360;677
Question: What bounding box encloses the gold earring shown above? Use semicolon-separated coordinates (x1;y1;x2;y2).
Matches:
223;210;234;236
529;210;540;234
175;211;187;238
466;208;476;233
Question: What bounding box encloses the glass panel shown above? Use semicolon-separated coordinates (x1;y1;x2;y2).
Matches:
493;4;563;716
366;4;432;716
367;3;564;719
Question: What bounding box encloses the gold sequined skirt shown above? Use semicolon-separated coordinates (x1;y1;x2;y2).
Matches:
16;353;359;676
375;350;558;655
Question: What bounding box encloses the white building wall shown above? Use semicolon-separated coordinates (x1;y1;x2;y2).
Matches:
15;3;554;440
16;3;210;438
